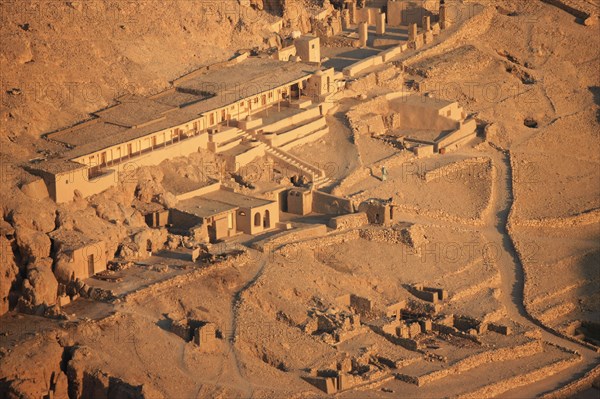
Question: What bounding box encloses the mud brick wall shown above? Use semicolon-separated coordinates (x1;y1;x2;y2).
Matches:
312;190;355;215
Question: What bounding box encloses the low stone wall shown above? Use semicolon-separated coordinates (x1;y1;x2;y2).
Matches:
456;355;582;399
252;224;329;252
261;106;321;133
280;126;329;151
358;227;409;245
413;144;435;158
328;212;368;230
313;190;355;215
343;55;384;77
380;46;403;62
397;339;542;387
123;253;248;303
276;229;360;258
269;117;326;147
513;208;600;228
226;144;266;171
394;203;486;226
175;181;221;201
436;118;477;151
540;363;600;399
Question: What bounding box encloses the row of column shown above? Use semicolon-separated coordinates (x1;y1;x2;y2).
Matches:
356;13;386;47
346;4;450;48
357;15;436;47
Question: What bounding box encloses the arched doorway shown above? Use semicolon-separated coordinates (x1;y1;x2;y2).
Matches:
254;212;261;227
263;210;271;229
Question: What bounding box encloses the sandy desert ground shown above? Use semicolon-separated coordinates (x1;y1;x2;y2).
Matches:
0;0;599;398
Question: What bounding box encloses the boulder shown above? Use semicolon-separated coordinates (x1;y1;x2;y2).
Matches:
584;15;597;26
67;346;147;399
9;201;56;233
93;200;126;224
0;236;19;315
117;241;139;259
132;228;168;254
15;226;51;263
22;258;58;306
156;191;178;209
2;34;33;65
166;234;181;250
0;335;64;398
20;177;49;200
134;167;165;203
54;253;76;284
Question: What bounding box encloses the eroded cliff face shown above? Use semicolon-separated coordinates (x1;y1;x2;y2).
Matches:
0;331;159;399
0;0;292;320
0;1;278;145
0;0;327;147
1;0;598;397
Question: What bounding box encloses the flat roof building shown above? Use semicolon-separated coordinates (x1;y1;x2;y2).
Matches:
49;229;108;282
32;57;327;203
169;187;279;242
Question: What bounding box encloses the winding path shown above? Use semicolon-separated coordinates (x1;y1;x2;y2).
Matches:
388;147;599;396
209;252;269;399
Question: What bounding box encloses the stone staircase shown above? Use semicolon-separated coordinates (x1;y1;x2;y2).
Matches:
265;145;331;189
240;112;333;188
207;126;244;153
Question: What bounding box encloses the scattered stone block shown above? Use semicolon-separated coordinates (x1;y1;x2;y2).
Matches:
303;376;337;394
396;324;410;339
419;319;432;333
423;287;448;301
338;372;356;391
386;301;406;319
337;357;352;373
328;212;368;230
383;321;399;336
410;284;439;303
377;356;399;369
171;319;193;342
408;322;421;338
489;323;512;336
194;322;217;351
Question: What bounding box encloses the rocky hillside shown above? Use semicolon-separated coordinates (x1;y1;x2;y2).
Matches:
0;0;322;319
0;0;292;157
